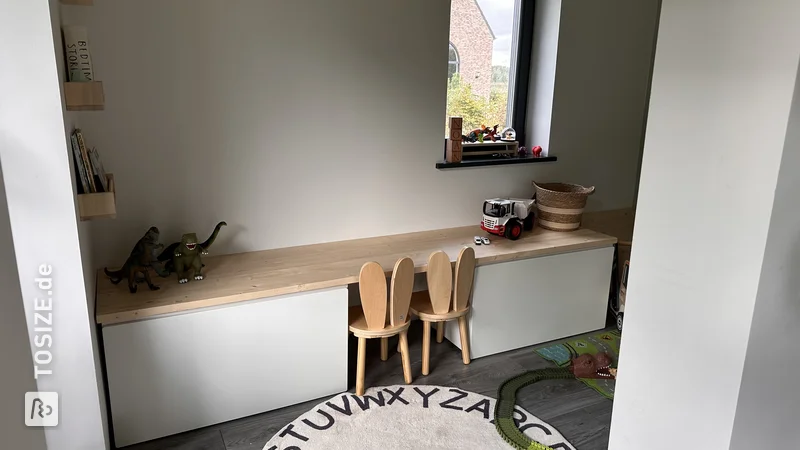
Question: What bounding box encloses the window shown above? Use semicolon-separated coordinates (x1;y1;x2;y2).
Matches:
445;0;533;144
448;43;460;79
483;201;508;218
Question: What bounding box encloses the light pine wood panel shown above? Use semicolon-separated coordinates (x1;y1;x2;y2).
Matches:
78;174;115;220
410;291;469;321
389;257;414;326
64;81;104;110
453;246;476;311
348;306;411;338
426;250;453;314
96;226;616;324
358;262;387;330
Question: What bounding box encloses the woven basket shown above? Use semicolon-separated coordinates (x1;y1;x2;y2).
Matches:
532;181;596;232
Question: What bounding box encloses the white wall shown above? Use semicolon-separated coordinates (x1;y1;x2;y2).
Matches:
61;0;659;268
0;0;107;449
546;0;660;213
50;0;109;444
0;167;47;450
609;0;800;448
729;58;800;450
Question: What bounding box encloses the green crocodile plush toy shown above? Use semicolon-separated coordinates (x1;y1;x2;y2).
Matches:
157;221;227;284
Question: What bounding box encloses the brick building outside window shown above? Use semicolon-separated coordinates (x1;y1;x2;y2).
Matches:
446;0;514;135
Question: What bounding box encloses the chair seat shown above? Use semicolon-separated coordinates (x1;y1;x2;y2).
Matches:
349;306;411;338
409;291;469;321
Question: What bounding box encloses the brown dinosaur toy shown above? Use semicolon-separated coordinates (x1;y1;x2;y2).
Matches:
484;124;500;141
569;352;617;379
104;226;164;293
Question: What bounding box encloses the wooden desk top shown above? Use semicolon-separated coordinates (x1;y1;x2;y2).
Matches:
95;226;616;325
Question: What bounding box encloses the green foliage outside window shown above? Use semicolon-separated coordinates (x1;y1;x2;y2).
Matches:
445;70;509;136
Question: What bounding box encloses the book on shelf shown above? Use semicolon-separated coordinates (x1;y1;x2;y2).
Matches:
89;147;108;192
74;129;97;192
62;26;95;82
71;129;109;194
70;132;90;194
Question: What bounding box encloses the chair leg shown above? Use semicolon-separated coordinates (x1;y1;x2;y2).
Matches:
422;320;431;376
436;321;445;343
356;337;367;396
458;316;470;365
380;337;388;361
399;330;412;384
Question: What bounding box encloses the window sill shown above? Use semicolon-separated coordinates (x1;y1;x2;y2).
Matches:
435;156;557;169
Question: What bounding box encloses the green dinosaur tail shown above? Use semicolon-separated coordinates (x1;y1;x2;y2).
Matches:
495;367;575;450
200;221;227;249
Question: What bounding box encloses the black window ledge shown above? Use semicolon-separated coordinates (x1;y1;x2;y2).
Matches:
436;156;557;169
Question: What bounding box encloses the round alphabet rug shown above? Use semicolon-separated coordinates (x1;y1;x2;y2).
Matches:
263;385;575;450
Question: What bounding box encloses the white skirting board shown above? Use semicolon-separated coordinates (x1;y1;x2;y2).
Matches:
445;246;614;359
102;288;349;447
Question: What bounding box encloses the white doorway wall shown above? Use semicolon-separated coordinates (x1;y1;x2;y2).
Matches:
609;0;800;448
0;0;108;449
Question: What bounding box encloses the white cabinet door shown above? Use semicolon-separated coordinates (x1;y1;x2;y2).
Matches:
446;247;614;358
103;287;349;447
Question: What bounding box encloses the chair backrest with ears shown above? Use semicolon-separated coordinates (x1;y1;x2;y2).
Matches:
359;261;388;331
389;257;414;326
453;246;476;312
426;250;453;314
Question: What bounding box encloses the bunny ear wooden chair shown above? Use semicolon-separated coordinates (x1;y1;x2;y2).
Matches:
348;257;414;396
410;246;476;376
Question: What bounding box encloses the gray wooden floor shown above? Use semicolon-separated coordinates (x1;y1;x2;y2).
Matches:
119;323;613;450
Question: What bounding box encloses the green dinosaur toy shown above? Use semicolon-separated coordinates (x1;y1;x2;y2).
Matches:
157;221;227;284
104;227;164;293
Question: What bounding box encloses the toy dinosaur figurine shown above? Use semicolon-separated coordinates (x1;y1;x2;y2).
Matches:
462;124;500;143
104;227;164;293
495;352;617;449
157;221;227;284
484;124;500;142
570;353;615;379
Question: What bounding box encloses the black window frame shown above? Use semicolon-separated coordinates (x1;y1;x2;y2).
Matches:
509;0;536;147
442;0;537;153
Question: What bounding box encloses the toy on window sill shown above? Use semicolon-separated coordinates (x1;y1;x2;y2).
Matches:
104;226;164;293
484;124;500;142
462;124;501;143
480;198;535;240
518;146;527;157
157;221;227;284
501;127;516;142
532;145;543;157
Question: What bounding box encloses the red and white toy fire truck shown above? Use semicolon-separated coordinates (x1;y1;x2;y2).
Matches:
480;198;536;240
